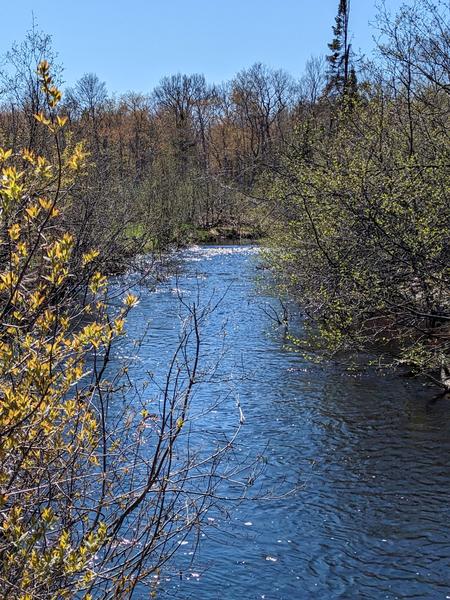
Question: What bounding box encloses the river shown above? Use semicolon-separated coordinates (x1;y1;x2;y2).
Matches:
116;244;450;600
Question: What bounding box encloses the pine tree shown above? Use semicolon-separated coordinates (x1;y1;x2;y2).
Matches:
326;0;354;98
346;65;358;104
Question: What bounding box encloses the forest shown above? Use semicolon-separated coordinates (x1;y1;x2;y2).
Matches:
0;0;449;598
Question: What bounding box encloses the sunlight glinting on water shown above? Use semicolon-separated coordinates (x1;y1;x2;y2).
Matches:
119;245;450;600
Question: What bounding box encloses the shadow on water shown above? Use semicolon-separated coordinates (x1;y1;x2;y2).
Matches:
113;244;450;600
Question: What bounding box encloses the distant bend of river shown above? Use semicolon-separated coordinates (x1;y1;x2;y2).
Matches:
116;245;450;600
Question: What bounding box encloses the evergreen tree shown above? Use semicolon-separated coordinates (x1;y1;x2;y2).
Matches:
346;65;358;104
326;0;354;98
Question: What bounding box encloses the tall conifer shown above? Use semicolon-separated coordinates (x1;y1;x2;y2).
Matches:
326;0;355;98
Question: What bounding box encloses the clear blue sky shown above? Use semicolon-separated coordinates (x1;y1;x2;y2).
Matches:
1;0;405;94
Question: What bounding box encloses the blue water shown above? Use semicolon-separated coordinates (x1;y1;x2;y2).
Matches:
115;245;450;599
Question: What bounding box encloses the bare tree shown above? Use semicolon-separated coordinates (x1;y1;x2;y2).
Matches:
0;21;61;150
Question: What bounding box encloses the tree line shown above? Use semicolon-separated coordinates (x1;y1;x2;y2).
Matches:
0;28;299;266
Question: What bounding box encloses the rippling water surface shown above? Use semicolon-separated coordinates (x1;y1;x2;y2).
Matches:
117;245;450;599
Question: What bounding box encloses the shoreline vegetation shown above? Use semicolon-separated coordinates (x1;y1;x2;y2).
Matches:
0;0;449;596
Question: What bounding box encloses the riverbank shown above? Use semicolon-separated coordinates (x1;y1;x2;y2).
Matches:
179;223;265;244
